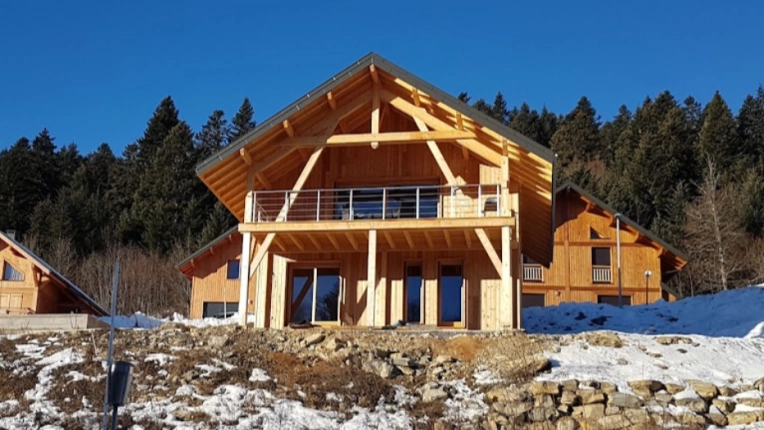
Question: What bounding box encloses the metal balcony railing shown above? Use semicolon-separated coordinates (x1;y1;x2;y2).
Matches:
248;184;505;223
523;264;543;282
592;266;612;283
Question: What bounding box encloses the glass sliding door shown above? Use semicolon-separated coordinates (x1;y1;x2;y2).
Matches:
439;263;464;326
405;264;422;324
289;266;341;325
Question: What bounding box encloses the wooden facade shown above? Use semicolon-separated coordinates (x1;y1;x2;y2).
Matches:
179;53;558;330
0;231;107;316
521;183;687;307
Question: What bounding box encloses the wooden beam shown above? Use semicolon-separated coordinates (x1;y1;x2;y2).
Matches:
414;117;458;185
239;148;252;166
275;146;325;222
240;216;514;233
403;231;415;249
303;92;372;136
251;146;296;176
371;85;380;149
327;92;337;110
383;231;396;249
283;119;295;138
273;236;287;252
444;230;453;248
240;233;272;326
367;229;377;326
412;88;421;107
456;112;464;130
424;231;434;249
500;225;514;328
287;234;305;251
369;65;379;84
345;232;359;250
256;173;272;189
281;130;475;147
475;228;502;276
307;234;322;250
326;233;340;250
463;230;472;248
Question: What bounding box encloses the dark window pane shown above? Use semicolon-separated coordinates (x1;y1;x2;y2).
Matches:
522;293;545;308
315;268;340;321
406;264;422;323
597;295;631;306
2;263;23;281
227;260;240;280
592;247;611;266
202;302;239;318
440;264;463;323
290;269;314;324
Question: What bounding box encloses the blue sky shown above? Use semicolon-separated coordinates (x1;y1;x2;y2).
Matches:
1;1;762;154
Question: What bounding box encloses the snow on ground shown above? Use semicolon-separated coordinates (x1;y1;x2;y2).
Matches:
523;285;764;338
100;312;246;329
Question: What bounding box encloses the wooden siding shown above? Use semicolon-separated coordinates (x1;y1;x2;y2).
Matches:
524;189;665;306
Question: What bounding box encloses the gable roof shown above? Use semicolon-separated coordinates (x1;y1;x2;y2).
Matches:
0;231;109;316
176;226;238;276
556;181;689;265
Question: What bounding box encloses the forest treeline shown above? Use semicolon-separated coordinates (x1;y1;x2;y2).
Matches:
1;85;763;315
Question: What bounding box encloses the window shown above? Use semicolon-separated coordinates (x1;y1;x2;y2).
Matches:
334;185;440;220
598;295;631;306
590;228;608;240
522;293;545;309
202;302;239;318
439;263;463;324
591;248;611;266
405;264;423;323
2;262;23;281
522;255;543;282
227;260;240;280
591;247;612;283
289;266;341;324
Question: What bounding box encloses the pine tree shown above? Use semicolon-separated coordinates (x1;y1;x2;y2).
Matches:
550;96;601;170
600;105;631;165
698;91;739;177
471;98;493;118
491;92;509;125
457;92;471;104
196;110;229;161
509;103;540;142
199;202;237;246
740;168;764;237
737;86;764;172
135;96;180;166
229;98;256;142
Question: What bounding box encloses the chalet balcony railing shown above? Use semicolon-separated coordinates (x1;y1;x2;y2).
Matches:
249;184;505;223
592;266;612;283
523;264;543;282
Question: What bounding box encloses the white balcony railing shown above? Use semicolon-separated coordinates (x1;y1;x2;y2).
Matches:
592;266;612;283
248;184;505;223
523;264;543;282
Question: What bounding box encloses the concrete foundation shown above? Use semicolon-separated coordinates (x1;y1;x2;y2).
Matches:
0;314;108;333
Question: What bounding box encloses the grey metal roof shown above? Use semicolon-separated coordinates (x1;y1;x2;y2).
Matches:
195;52;556;175
556;181;689;262
176;226;238;270
0;231;109;316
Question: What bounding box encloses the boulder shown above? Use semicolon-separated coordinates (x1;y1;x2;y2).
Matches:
422;387;449;402
492;401;532;418
432;355;456;366
712;397;736;413
685;380;718;400
719;385;738;397
600;382;618;394
561;379;579;392
392;357;415;368
597;414;632;430
534;394;556;408
582;331;624;348
581;403;606;419
529;380;560;396
578;390;606;404
663;383;684;394
556;416;578;430
486;385;528;403
627;380;663;395
529;406;558;422
207;335;228;349
737;397;764;408
173;408;196;421
364;359;396;379
433;421;454;430
525;423;555;430
624;408;650;425
303;332;325;347
607;392;643;409
754;376;764;391
654;335;692;345
560;390;579;406
675;397;708;414
674;412;706;426
707;412;728;427
324;337;345;352
653;390;673;403
728;411;761;426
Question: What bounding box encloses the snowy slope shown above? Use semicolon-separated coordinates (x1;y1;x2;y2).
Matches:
523;285;764;338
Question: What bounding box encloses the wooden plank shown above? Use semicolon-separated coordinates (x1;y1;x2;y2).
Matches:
424;231;434;249
456;113;468;160
345;232;359;250
256;173;272;189
283;119;295;138
287;234;305;251
254;251;269;327
376;251;387;326
273;236;287;252
370;64;379;84
383;232;396;249
327;92;337;110
326;233;341;250
412;88;421;107
403;231;415;249
371;85;380;149
240;148;253;166
307;234;322;250
367;229;377;326
475;228;502;276
500;225;513;328
464;230;472;248
240;216;514;233
240;233;272;326
281;130;475;147
413;117;458;185
302;92;372;136
444;230;453;248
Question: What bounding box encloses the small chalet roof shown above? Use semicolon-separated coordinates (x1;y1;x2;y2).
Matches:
194;52;558;265
0;231;109;316
176;226;238;276
556;181;689;266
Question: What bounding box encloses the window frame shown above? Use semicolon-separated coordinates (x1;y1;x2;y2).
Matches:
226;259;241;280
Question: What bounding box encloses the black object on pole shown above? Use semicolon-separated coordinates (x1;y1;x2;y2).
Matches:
108;361;133;429
644;270;652;304
102;260;120;430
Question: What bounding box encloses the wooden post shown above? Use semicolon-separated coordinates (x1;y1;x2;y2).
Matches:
254;250;269;328
367;229;377;326
376;251;388;326
501;226;514;329
238;191;255;327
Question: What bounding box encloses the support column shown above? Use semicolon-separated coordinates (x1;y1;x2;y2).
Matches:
376;251;388;326
367;229;377;327
500;226;514;329
254;250;269;328
239;173;255;327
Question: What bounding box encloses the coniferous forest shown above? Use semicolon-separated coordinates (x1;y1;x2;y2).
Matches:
2;87;764;315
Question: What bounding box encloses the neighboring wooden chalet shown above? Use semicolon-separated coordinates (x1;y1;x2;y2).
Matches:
521;182;687;308
181;53;557;330
0;231;108;316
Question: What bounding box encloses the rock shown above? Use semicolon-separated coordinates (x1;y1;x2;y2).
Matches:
432;355;456;366
173;408;194;421
397;365;415;376
607;392;643;409
707;412;728;427
364;359;396;379
580;380;599;389
624;408;650;425
653;391;673;403
719;386;738;397
675;412;706;426
581;403;605;419
560;390;579;406
628;380;663;394
561;379;579;391
663;383;684;394
324;337;345;352
583;331;624;348
303;332;325;347
728;411;761;426
754;376;764;391
422;387;449;402
529;380;560;396
529;407;558;422
685;380;718;400
433;421;454;430
600;382;618;394
392;357;415;368
597;414;631;430
578;389;606;404
557;404;571;414
486;385;528;403
525;423;555;430
534;394;556;408
492;401;532;417
675;397;708;414
654;335;693;345
712;397;736;413
738;397;764;408
430;366;445;376
556;416;578;430
207;335;227;349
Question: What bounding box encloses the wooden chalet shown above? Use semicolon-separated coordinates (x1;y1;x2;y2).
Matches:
181;53;557;330
0;231;108;316
520;182;687;308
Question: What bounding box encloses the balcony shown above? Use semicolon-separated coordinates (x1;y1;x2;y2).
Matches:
248;184;506;225
523;264;543;282
592;266;612;283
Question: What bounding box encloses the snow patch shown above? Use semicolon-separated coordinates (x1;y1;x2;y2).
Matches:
249;368;271;382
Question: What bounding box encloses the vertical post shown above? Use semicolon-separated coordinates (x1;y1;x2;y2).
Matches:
495;185;501;215
367;229;377;326
450;186;455;218
349;189;354;220
316;190;321;221
416;187;420;219
102;260;120;430
284;191;289;221
644;270;652;304
501;226;513;329
477;185;483;217
382;188;387;220
616;214;622;308
239;192;255;327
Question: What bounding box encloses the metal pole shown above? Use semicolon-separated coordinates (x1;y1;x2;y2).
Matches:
477;185;482;217
416;188;420;219
616;214;622;308
644;270;652;304
349;189;354;220
382;188;386;220
111;406;119;430
102;260;120;430
316;190;321;221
